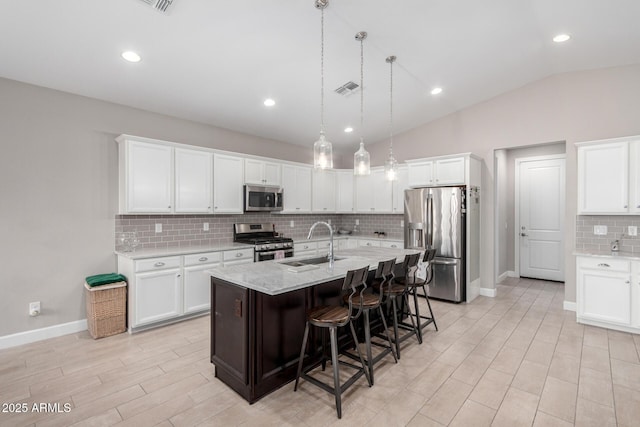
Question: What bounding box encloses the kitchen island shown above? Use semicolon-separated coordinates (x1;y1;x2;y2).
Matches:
207;246;420;403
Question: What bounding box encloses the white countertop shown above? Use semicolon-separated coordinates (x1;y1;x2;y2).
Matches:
206;246;420;296
574;249;640;261
115;242;254;260
115;235;404;260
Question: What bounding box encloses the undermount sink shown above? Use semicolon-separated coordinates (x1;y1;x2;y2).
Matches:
281;256;345;267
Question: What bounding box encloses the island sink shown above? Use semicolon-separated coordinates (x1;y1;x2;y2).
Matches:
280;256;345;267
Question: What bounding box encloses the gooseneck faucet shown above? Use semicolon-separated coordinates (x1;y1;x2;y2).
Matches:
308;221;334;267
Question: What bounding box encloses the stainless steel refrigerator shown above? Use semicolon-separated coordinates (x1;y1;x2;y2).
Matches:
404;186;466;302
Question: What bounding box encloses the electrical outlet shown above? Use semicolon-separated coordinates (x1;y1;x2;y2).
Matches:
29;301;40;317
593;225;607;235
355;219;360;225
629;225;638;236
203;222;209;231
155;223;162;233
327;219;331;225
290;220;295;228
400;220;404;227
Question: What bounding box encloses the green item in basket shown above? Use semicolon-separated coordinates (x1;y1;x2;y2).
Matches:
85;273;127;287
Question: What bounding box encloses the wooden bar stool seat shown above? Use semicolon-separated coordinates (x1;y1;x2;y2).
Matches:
377;252;422;359
400;249;438;343
294;266;372;419
343;259;398;385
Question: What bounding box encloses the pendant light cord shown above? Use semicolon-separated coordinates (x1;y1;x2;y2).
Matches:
320;7;325;133
389;58;394;154
360;37;364;141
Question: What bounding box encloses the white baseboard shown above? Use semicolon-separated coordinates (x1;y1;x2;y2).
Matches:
507;270;518;278
0;319;87;350
563;301;576;312
480;287;497;297
497;272;508;283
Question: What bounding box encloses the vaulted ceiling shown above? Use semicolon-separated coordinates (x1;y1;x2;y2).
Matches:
1;0;639;150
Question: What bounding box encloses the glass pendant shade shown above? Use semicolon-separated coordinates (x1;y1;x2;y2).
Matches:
313;131;333;169
384;151;398;181
353;141;370;176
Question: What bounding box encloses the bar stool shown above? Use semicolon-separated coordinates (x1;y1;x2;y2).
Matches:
294;266;372;419
403;249;438;343
376;252;422;359
343;259;398;385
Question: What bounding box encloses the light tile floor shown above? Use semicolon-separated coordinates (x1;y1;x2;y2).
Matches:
1;277;639;426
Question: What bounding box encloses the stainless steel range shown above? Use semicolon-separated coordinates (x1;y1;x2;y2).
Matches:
233;223;294;262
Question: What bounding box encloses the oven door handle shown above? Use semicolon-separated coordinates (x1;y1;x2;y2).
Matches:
259;249;294;257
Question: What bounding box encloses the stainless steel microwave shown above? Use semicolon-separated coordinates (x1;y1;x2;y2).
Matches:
244;185;283;212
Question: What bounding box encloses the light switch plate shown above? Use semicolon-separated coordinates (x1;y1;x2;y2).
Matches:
203;222;209;231
629;225;638;236
593;225;607;235
155;223;162;233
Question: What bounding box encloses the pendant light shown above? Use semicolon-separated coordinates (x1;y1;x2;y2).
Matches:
312;0;333;170
353;31;370;176
384;55;399;181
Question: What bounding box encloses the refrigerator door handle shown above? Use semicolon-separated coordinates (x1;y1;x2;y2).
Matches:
426;194;433;248
432;259;459;265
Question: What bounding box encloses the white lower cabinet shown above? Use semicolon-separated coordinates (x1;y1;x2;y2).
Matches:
576;256;638;333
294;241;318;257
132;259;183;328
358;239;381;248
119;248;254;332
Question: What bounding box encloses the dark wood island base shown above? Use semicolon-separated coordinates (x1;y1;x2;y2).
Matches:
211;276;350;403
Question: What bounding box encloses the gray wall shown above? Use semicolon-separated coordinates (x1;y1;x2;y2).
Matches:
368;63;640;303
0;77;311;337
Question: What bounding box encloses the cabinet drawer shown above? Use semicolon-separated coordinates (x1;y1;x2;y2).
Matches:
380;241;403;249
135;256;181;273
223;248;253;262
578;257;630;273
358;239;381;247
295;242;318;253
184;252;222;266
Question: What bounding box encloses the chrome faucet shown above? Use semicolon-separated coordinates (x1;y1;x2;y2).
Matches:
308;221;334;267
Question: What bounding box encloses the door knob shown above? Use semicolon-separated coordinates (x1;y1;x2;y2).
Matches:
520;233;528;237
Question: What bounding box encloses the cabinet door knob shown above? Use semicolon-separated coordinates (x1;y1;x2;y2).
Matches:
154;262;165;267
624;205;628;209
168;206;171;209
199;257;208;262
391;244;397;248
597;263;610;267
236;253;243;257
625;280;630;284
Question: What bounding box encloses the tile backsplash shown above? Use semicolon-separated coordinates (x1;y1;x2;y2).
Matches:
575;215;640;253
115;213;404;250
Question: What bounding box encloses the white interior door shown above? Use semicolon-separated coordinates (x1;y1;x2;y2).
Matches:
517;156;565;281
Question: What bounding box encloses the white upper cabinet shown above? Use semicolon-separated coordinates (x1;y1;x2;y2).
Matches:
119;138;173;214
336;170;355;213
213;153;244;214
312;169;336;212
282;165;312;213
174;148;213;213
630;141;640;214
577;138;636;214
407;155;467;187
434;157;466;185
392;166;409;214
355;168;393;213
244;159;281;186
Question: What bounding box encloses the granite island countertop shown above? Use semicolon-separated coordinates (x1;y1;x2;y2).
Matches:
206;246;420;296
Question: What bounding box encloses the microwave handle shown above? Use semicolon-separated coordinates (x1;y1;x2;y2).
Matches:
276;190;283;207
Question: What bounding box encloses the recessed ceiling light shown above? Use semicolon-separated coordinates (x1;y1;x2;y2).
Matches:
121;51;141;63
263;98;276;107
431;87;443;95
553;34;571;43
344;127;353;133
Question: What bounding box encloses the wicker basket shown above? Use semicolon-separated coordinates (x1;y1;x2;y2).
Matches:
85;281;127;339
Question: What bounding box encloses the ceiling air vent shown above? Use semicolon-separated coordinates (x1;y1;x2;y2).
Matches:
334;81;360;97
138;0;174;13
